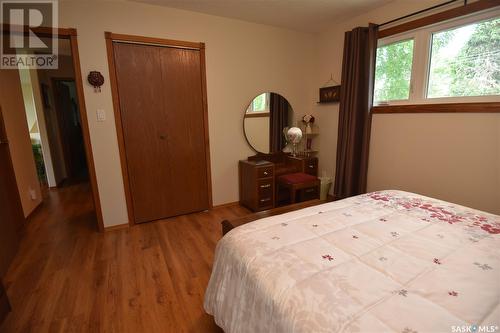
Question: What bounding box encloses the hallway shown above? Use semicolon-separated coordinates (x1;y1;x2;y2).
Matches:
1;184;249;332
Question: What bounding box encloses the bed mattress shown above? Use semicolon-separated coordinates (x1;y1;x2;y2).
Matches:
204;190;500;333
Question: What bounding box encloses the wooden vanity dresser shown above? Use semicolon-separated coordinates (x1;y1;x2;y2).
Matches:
239;153;318;212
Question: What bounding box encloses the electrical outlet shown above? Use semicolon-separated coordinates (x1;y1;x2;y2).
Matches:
29;188;37;200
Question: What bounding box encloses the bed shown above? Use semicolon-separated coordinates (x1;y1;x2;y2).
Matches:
204;190;500;333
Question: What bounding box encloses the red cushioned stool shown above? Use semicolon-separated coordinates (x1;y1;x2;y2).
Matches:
277;172;320;204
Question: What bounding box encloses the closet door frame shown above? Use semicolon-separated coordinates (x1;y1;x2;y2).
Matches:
104;32;213;226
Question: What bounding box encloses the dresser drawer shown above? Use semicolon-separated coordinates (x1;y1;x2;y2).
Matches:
257;167;273;178
258;196;273;208
257;179;273;196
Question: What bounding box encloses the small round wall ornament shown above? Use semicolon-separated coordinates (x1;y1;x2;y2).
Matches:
87;71;104;92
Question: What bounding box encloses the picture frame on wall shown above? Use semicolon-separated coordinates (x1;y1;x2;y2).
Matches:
319;85;341;103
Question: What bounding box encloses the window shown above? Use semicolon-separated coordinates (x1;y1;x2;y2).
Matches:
374;39;414;102
428;17;500;98
374;9;500;105
249;93;270;112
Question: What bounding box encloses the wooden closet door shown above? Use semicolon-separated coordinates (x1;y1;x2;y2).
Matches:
158;47;209;217
113;43;209;223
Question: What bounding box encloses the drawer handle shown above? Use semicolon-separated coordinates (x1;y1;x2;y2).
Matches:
260;198;271;202
263;171;269;176
260;184;271;189
305;189;315;193
308;165;315;168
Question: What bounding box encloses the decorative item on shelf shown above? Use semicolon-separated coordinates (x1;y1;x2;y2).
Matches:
282;127;291;153
87;71;104;92
318;73;341;103
302;114;314;134
286;127;302;157
302;114;315;153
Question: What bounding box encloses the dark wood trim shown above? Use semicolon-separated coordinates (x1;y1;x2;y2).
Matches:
378;0;500;38
222;199;324;235
104;32;213;223
212;201;239;209
23;201;42;229
244;112;270;118
199;45;214;209
104;36;135;227
372;102;500;114
1;24;76;38
69;33;105;232
0;281;11;325
104;32;204;50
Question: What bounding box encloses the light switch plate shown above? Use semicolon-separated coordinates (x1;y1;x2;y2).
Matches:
97;109;106;122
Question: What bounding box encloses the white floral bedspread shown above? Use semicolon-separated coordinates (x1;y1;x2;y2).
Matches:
204;190;500;333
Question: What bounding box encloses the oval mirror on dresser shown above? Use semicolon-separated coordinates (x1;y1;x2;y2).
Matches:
243;92;294;154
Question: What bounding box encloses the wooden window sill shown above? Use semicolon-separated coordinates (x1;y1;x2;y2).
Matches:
244;112;270;118
372;102;500;114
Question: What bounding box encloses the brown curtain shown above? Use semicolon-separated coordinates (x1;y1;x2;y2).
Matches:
269;93;289;152
334;23;378;199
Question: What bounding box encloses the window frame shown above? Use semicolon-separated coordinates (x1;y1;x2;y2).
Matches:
374;7;500;107
248;92;270;113
375;36;416;103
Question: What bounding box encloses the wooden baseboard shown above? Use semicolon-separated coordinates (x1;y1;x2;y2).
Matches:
19;201;43;232
104;223;129;232
212;201;239;209
25;201;42;220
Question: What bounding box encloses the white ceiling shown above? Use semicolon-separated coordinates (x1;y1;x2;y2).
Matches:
130;0;394;33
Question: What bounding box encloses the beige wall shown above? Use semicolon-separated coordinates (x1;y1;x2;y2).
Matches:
59;0;315;227
368;114;500;214
55;0;498;227
18;69;38;134
0;69;42;218
29;69;58;187
314;0;500;215
244;116;270;153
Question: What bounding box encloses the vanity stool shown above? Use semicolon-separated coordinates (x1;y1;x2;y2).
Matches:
277;172;320;204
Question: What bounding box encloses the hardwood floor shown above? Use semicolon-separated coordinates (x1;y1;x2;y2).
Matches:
0;183;250;332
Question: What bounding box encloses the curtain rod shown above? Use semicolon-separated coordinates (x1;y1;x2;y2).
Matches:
378;0;464;27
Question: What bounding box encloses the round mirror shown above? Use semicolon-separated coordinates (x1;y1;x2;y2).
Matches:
243;92;294;154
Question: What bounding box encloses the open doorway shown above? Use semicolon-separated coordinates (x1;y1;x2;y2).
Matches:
19;38;89;189
52;78;88;185
20;38;91;195
1;28;104;232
